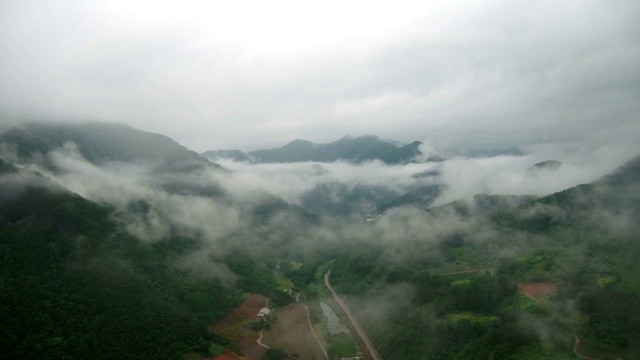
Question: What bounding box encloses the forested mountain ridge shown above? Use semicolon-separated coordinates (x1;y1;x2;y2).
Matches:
0;124;314;359
378;184;443;212
203;137;529;165
203;135;423;164
0;122;223;174
0;159;256;359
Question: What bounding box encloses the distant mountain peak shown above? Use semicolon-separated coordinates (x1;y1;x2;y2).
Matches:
0;121;224;173
530;160;562;171
203;135;424;164
282;139;314;148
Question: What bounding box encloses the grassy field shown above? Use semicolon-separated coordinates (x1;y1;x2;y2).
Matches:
274;271;291;291
330;333;357;356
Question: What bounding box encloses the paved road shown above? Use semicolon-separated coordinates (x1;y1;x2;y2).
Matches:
324;270;382;360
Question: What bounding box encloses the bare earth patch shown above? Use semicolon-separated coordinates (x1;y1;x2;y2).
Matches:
518;283;558;304
263;303;326;360
210;294;269;360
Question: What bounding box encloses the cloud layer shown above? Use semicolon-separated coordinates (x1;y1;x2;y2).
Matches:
218;138;640;209
1;0;639;151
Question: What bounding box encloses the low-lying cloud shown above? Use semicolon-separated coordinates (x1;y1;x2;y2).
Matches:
2;133;638;291
217;140;640;209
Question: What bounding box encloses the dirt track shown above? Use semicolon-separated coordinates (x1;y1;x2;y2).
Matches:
574;337;602;360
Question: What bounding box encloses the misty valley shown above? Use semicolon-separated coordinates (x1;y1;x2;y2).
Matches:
1;122;640;360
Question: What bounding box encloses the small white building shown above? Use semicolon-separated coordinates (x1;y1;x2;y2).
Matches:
257;307;271;321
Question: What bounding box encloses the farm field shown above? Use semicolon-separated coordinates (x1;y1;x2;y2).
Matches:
263;303;327;360
210;294;269;360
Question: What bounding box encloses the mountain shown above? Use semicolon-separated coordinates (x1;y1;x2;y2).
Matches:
300;182;402;218
0;160;249;359
202;136;423;164
201;149;254;162
0;122;231;199
597;154;640;188
430;194;539;218
529;159;562;171
4;120;640;359
0;122;223;174
202;137;531;164
379;185;444;212
458;146;524;158
0;124;320;359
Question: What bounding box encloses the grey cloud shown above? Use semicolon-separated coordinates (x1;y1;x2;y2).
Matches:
2;1;639;151
216;138;639;214
177;250;239;287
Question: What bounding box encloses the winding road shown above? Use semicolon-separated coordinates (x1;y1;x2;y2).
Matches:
324;270;382;360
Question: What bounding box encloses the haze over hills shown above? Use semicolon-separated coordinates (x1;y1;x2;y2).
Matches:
202;136;424;164
1;121;640;359
2;0;640;358
202;135;531;165
1;122;224;174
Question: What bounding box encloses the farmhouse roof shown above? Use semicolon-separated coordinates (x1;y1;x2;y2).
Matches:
258;307;271;316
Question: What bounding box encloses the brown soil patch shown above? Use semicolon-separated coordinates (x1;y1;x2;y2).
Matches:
263;304;326;360
210;294;268;360
207;349;248;360
518;283;557;304
518;283;557;296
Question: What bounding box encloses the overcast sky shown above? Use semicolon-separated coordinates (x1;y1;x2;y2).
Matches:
1;0;639;152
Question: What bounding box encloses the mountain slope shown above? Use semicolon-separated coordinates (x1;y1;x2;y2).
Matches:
0;160;250;359
0;122;231;199
0;122;223;173
300;182;402;217
379;185;443;212
201;149;254;162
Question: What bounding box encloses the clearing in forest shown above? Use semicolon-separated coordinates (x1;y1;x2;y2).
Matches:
210;294;269;360
517;282;557;304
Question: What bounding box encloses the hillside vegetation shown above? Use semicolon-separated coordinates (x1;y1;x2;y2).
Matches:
0;160;278;359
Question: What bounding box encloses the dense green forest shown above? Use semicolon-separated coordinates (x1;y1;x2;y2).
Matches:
0;159;278;359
